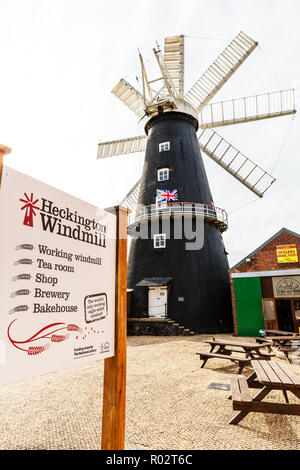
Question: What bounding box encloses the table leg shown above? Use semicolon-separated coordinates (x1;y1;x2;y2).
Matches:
284;351;292;363
229;386;271;425
245;350;256;359
252;386;271;402
291;389;300;400
282;390;289;403
255;349;269;359
246;371;257;387
229;409;250;425
215;345;229;355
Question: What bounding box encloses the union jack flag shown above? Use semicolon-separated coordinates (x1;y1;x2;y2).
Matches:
156;189;178;203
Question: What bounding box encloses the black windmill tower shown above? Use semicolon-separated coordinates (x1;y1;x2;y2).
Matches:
98;32;296;333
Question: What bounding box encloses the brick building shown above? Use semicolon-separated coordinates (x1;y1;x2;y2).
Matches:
230;228;300;336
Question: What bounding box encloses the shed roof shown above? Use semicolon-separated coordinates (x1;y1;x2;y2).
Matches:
231;227;300;271
136;277;173;287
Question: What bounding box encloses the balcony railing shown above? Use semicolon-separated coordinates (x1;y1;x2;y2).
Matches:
128;202;228;232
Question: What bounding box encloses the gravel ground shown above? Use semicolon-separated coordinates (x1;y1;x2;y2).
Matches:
0;334;299;450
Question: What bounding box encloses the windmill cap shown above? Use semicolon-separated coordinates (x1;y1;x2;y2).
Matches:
144;98;199;134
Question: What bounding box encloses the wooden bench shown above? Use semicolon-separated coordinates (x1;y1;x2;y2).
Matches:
229;361;300;425
196;352;251;374
220;347;274;358
206;339;275;360
229;375;253;424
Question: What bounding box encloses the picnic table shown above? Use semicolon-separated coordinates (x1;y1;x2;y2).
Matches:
256;335;300;361
267;336;300;362
266;336;300;346
206;339;273;359
197;339;273;374
263;329;297;336
229;360;300;424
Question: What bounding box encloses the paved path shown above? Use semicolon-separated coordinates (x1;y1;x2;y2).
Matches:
0;335;299;450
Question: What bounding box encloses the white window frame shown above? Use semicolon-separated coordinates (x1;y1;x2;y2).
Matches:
153;233;166;249
157;168;169;181
159;141;170;152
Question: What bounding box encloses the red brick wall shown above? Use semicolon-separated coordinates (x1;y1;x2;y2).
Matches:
229;273;238;335
233;231;300;273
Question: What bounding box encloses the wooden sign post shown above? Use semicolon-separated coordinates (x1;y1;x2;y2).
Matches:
0;153;127;448
0;145;11;184
101;206;128;450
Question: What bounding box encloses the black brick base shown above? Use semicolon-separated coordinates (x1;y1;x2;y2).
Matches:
127;318;193;336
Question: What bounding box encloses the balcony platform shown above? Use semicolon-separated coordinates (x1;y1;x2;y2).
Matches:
128;202;228;233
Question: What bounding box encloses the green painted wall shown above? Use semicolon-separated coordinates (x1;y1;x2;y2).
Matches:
233;277;264;336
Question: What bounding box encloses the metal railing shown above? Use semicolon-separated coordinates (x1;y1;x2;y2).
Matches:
128;202;228;231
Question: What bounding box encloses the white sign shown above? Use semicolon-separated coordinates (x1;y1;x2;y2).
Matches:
0;166;116;385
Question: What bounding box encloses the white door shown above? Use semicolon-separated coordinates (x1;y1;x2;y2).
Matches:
148;287;167;318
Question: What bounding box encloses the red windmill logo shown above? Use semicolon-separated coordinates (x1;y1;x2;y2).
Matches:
19;193;40;227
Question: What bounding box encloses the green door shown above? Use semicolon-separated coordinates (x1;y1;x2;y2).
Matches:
233;277;264;336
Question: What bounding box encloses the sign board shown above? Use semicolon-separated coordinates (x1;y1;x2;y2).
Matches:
0;166;116;385
272;275;300;298
276;244;298;264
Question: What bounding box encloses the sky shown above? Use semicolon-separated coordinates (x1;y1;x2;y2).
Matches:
0;0;299;267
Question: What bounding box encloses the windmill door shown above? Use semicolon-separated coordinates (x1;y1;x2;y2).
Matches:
292;300;300;333
262;298;279;330
148;287;167;318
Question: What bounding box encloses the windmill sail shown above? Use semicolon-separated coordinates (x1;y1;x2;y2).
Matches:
185;31;258;112
97;135;147;159
198;128;275;197
162;35;185;98
200;89;296;128
120;179;141;210
111;79;145;118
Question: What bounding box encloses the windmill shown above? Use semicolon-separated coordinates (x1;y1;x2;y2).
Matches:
19;193;40;227
98;32;296;333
